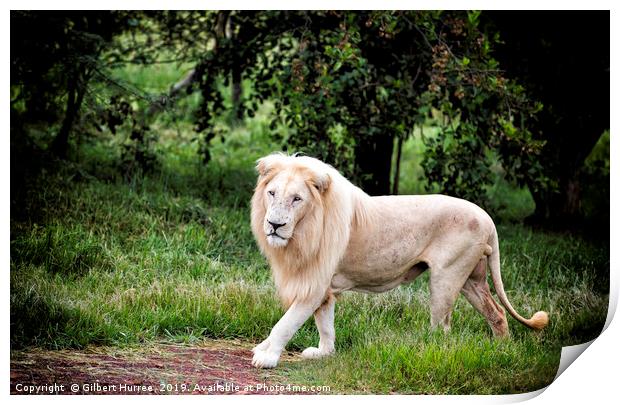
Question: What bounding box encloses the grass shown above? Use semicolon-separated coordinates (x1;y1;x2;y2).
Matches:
10;125;609;393
10;65;609;394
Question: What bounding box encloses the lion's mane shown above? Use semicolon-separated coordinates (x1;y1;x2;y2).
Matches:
250;153;371;307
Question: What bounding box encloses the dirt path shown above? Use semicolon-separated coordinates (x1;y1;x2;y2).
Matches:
10;340;310;395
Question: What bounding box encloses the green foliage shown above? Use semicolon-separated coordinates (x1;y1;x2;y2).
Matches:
11;12;118;122
88;94;161;176
416;13;547;205
10;11;145;160
580;130;610;222
171;10;547;200
12;11;609;224
245;11;440;189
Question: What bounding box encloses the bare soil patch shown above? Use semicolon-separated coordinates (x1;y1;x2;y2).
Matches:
10;340;307;395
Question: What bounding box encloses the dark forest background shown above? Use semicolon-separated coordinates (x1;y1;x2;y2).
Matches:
11;11;609;231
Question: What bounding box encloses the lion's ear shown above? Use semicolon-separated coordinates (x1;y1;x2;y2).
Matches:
256;154;284;178
311;172;331;193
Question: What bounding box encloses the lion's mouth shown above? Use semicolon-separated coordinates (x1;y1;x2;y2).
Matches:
266;232;289;247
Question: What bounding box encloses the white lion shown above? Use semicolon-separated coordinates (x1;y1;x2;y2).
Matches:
250;153;548;368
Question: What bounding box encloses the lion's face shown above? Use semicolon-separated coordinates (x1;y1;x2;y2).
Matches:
262;171;314;248
252;154;331;254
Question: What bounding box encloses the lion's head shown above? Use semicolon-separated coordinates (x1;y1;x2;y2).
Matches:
251;153;331;250
250;153;371;306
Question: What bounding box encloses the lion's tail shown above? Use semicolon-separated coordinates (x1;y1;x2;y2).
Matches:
488;230;549;331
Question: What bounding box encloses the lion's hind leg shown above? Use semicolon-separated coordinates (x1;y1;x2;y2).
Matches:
429;247;487;332
301;292;336;359
460;257;509;338
429;272;468;332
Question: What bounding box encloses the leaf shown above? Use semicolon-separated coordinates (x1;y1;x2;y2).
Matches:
467;10;481;26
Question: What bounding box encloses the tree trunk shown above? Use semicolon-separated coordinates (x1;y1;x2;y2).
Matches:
355;134;394;195
51;68;85;158
392;135;404;195
231;66;243;120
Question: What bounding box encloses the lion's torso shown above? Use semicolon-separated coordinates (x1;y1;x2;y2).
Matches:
331;194;494;294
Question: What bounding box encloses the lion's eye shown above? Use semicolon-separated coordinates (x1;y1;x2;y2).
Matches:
293;196;302;202
268;190;275;196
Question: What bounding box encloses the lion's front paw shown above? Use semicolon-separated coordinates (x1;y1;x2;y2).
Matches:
252;339;271;354
252;350;280;369
301;346;334;359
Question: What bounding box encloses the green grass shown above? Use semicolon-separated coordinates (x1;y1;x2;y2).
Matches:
11;65;609;394
10;129;609;393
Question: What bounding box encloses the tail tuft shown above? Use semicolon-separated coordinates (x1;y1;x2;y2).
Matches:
529;311;549;330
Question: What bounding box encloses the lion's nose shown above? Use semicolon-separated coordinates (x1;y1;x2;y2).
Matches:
268;221;286;231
